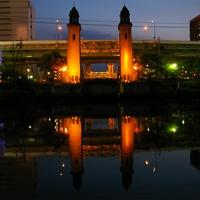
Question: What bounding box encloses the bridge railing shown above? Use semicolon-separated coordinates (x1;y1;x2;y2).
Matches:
84;72;118;79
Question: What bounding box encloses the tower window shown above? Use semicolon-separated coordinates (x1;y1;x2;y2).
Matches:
75;158;79;165
125;33;127;39
73;34;76;40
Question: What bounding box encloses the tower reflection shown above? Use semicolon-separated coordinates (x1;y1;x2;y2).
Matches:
58;117;84;190
121;116;140;190
56;115;142;190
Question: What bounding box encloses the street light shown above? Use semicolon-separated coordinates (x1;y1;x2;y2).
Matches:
56;19;63;40
152;20;156;39
143;25;148;32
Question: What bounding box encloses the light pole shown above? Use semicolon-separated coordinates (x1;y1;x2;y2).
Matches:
152;20;156;39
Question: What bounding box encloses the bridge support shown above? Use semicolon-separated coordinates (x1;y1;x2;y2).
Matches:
66;7;81;84
83;63;92;79
107;63;114;78
119;6;137;83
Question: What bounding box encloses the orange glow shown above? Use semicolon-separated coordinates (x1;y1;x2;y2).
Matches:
68;116;82;173
108;118;115;129
119;23;139;82
124;51;129;72
121;116;141;155
121;116;135;153
67;24;81;84
58;118;69;136
61;65;67;72
133;65;138;71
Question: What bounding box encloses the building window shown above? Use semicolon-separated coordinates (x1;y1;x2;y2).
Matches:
125;33;127;39
73;34;76;40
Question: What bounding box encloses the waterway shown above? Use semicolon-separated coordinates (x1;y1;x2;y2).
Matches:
0;103;200;200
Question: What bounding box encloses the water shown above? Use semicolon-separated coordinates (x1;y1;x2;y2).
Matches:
0;103;200;199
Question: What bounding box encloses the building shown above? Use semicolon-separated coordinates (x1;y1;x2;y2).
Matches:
190;15;200;41
0;0;34;41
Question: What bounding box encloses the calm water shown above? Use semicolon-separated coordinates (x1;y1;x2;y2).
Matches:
0;103;200;200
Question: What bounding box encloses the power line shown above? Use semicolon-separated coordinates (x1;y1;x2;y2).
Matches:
0;19;190;29
0;14;190;25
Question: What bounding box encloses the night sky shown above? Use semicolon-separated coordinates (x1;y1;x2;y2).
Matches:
31;0;200;40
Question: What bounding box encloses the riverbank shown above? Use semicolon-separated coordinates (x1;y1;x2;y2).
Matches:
0;79;200;102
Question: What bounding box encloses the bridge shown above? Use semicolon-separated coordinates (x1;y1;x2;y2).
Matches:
1;40;200;64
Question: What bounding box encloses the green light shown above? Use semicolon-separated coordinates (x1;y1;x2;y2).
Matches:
167;63;178;72
167;124;178;134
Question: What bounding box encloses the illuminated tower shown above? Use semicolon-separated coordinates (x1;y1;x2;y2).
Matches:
119;6;136;82
67;7;81;83
120;116;138;190
68;117;84;190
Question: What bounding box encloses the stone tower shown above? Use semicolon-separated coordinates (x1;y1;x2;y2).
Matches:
119;6;136;82
67;7;81;83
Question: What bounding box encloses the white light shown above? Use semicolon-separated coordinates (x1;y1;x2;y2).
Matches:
28;125;32;129
143;26;148;31
153;167;156;173
49;118;51;121
145;160;149;166
27;68;30;73
64;128;68;133
28;138;35;142
62;163;65;167
58;26;63;31
133;66;138;70
147;127;150;132
182;120;185;125
28;75;33;79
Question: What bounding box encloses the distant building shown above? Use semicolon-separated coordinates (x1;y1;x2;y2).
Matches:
0;0;34;41
190;15;200;41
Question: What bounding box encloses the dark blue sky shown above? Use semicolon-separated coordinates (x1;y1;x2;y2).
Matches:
31;0;200;40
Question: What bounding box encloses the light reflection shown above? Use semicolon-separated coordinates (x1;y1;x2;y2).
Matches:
121;116;141;190
2;110;198;191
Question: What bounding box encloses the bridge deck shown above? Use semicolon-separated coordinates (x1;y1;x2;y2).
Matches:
1;40;200;64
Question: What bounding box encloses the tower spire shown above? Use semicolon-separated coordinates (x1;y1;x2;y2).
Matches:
73;0;75;7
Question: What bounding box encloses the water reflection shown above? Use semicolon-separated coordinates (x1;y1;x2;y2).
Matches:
54;116;141;190
1;104;200;199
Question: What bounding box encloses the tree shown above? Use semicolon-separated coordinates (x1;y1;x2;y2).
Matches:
39;50;64;82
0;63;22;82
182;57;200;79
139;52;164;79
